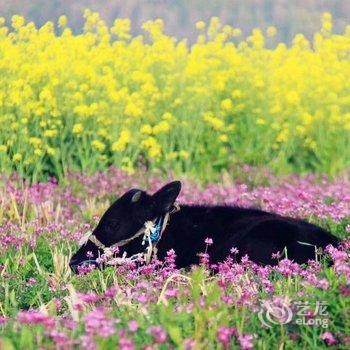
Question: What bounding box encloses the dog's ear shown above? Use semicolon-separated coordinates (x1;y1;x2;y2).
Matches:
152;181;181;214
131;190;142;203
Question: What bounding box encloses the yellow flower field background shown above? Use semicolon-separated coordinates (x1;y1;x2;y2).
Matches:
0;11;349;181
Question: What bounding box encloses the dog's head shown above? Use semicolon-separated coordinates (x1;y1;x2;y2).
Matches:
69;181;181;273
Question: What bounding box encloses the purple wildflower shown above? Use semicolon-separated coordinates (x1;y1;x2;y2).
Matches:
148;326;167;344
205;238;213;245
238;334;254;350
128;320;139;332
85;308;115;338
321;332;337;346
217;327;237;347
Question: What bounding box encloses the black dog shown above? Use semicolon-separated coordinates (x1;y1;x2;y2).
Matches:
70;181;339;272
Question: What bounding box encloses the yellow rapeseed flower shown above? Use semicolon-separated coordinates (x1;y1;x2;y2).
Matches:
13;153;22;162
166;152;178;161
11;15;25;29
231;90;243;99
29;137;42;147
267;26;277;37
323;21;332;32
196;21;206;30
296;126;306;135
286;91;300;105
58;15;68;28
142;137;162;160
232;28;242;37
111;19;131;40
0;12;347;178
179;150;190;160
323;12;332;22
276;129;289;143
47;147;56;156
221;99;233;111
162;112;176;123
153;121;170;135
73;123;84;135
112;130;131;152
121;157;135;175
141;124;153;135
203;113;225;131
91;140;106;152
44;129;58;138
219;134;229;143
256;118;266;126
34;148;43;157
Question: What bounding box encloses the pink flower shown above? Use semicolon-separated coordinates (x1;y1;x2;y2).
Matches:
79;292;100;304
217;327;236;347
271;251;282;260
26;277;37;287
165;288;179;299
137;294;149;304
86;251;94;258
85;308;115;338
165;249;177;270
275;259;301;277
205;238;213;245
230;247;239;255
77;263;96;275
184;339;196;350
119;337;135;350
73;303;84;312
340;285;350;297
289;333;300;342
241;254;250;264
198;252;210;268
48;330;71;347
148;326;167;344
63;318;78;330
105;287;117;299
80;335;96;350
321;332;337;346
54;299;62;311
128;320;139;332
18;311;55;330
238;334;254;350
222;296;234;306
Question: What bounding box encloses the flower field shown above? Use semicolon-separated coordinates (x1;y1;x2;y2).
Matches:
0;168;349;349
0;12;349;182
0;9;350;350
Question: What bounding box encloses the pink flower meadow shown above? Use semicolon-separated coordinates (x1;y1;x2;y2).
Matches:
0;168;349;349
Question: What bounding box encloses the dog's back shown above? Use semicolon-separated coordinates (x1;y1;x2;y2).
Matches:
158;204;339;266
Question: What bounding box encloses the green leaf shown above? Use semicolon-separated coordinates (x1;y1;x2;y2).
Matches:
19;327;34;350
0;338;16;350
167;325;183;346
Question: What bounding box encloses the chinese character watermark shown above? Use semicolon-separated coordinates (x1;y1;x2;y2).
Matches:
258;299;329;328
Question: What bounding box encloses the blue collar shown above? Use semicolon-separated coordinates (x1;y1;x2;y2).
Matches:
150;215;165;243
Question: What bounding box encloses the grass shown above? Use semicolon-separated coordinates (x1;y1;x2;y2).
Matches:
0;169;349;349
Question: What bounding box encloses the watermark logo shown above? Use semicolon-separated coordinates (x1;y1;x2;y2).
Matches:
258;299;329;328
258;300;293;328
